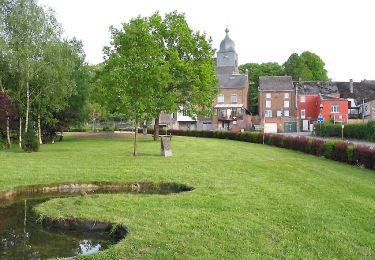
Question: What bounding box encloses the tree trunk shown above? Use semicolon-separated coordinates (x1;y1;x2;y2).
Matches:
133;121;138;156
25;79;30;133
38;114;42;145
19;117;22;148
6;113;11;149
153;116;160;141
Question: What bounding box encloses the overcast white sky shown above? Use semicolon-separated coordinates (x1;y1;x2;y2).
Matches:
39;0;374;81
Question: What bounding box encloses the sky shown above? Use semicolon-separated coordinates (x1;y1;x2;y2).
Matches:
39;0;375;82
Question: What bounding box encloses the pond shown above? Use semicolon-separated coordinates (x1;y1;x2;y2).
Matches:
0;182;193;259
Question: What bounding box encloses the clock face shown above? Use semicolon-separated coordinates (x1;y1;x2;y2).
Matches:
223;54;228;60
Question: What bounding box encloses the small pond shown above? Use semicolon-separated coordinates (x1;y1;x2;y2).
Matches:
0;182;192;259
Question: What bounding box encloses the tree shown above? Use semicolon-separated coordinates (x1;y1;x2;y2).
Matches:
103;15;167;156
283;51;328;81
1;0;62;144
239;62;283;114
103;12;217;155
0;91;17;148
147;12;217;140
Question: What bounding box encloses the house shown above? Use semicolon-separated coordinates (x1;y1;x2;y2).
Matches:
211;28;251;131
295;81;343;131
259;76;297;133
336;79;375;120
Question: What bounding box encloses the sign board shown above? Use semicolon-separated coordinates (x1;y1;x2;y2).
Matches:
317;115;324;125
161;137;172;157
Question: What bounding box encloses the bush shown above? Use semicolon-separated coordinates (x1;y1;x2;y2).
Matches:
102;125;114;132
21;128;39;152
317;121;375;141
323;140;337;159
332;142;350;163
368;121;375;141
352;146;375;169
309;139;325;156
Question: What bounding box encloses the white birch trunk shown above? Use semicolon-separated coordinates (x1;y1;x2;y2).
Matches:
38;114;42;145
19;117;22;148
25;79;30;133
6;114;11;149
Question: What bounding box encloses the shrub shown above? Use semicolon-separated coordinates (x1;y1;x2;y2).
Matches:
346;145;354;164
310;139;325;156
367;121;375;141
332;142;350;163
102;125;114;132
21;128;40;152
323;140;337;159
352;146;375;169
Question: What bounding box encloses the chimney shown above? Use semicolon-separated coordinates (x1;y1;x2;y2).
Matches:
349;79;353;93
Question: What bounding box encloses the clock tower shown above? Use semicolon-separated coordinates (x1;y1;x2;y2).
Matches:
216;28;239;75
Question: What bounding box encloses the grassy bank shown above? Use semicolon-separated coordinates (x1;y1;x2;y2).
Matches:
1;134;375;258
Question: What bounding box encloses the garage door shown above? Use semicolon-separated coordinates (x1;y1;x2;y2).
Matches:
284;122;297;133
264;123;277;133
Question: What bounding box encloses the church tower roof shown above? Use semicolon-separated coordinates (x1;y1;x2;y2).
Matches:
219;28;235;52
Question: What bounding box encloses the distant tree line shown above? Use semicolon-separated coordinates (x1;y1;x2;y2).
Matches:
240;51;329;114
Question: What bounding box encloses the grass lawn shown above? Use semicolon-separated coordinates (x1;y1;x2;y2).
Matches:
1;134;375;259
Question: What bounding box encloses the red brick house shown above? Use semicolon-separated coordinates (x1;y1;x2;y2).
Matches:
295;81;344;131
259;76;297;133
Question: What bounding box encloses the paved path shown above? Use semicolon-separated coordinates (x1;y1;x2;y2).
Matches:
277;132;375;148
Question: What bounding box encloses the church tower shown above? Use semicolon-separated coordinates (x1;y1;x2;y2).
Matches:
216;28;239;75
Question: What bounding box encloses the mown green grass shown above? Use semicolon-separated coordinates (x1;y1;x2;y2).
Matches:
1;135;375;259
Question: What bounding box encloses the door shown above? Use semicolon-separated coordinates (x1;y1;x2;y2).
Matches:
284;122;297;133
302;120;309;131
264;123;277;133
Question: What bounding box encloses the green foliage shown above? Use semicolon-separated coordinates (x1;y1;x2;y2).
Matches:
283;51;328;81
239;62;283;114
323;140;337;159
317;122;375;141
21;127;39;152
367;121;375;141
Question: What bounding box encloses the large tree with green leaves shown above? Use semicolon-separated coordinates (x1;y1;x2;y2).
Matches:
283;51;328;81
239;62;283;114
146;12;217;140
103;12;217;155
103;15;168;156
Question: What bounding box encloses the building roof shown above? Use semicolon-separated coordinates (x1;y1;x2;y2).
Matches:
336;80;375;104
295;81;339;96
217;74;248;89
259;76;294;91
320;94;347;101
219;28;235;53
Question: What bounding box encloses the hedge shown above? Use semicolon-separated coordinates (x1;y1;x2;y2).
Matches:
316;121;375;141
148;129;375;170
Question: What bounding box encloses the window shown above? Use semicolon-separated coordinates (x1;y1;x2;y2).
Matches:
284;93;289;99
266;93;271;99
277;110;282;117
300;95;306;103
265;110;272;118
284;110;290;117
217;94;224;103
266;100;272;108
231;94;238;103
301;109;306;119
331;104;339;113
284;100;290;108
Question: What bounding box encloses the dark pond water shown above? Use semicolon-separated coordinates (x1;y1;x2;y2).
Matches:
0;182;193;259
0;197;115;259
